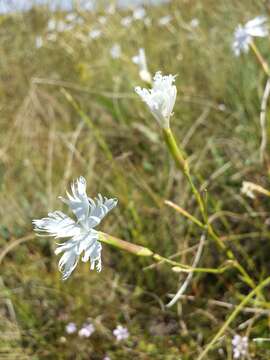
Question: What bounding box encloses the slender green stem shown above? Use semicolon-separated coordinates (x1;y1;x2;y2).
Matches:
250;41;270;77
162;127;261;295
162;127;188;173
197;275;270;360
165;200;205;229
99;232;234;275
162;128;207;223
99;232;153;256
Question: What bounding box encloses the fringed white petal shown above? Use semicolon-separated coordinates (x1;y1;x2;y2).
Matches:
60;176;90;224
33;176;117;279
55;230;101;279
87;194;118;228
245;16;268;37
232;16;268;56
33;211;80;238
58;247;79;280
135;71;177;129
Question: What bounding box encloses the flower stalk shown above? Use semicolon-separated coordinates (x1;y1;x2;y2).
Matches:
250;41;270;77
98;232;153;257
99;232;235;275
162;126;260;295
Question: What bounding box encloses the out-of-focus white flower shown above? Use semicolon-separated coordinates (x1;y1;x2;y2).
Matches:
47;18;57;32
78;323;95;338
106;4;115;15
33;176;117;280
113;325;129;341
132;48;151;84
98;16;107;25
89;29;102;39
84;1;94;11
232;16;268;56
66;13;77;22
144;17;152;27
218;103;226;111
35;36;43;49
241;181;270;198
66;322;77;334
133;7;146;20
158;15;172;27
110;43;121;59
135;71;177;129
232;335;249;359
241;181;256;199
57;20;67;32
190;18;199;28
121;16;133;28
103;357;111;360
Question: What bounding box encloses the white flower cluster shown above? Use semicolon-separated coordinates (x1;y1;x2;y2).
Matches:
33;176;117;280
65;321;129;343
232;334;249;359
65;321;95;337
113;325;129;341
232;16;268;56
135;71;177;129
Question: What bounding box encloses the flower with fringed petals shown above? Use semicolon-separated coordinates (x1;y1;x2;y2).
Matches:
232;16;268;56
135;71;177;129
33;176;117;280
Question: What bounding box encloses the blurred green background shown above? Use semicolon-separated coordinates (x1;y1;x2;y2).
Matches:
1;0;270;359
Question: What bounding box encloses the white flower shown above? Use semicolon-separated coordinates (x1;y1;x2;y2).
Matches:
35;36;43;49
33;176;117;280
103;357;111;360
232;335;249;359
78;323;95;338
57;20;67;33
66;322;77;334
135;71;177;129
144;17;152;27
121;16;133;28
110;43;121;59
241;181;256;199
232;16;268;56
218;103;226;111
66;13;77;23
158;15;172;27
89;29;102;39
133;7;146;20
106;4;115;15
98;16;107;25
47;18;57;32
190;18;199;28
113;325;129;341
132;48;151;84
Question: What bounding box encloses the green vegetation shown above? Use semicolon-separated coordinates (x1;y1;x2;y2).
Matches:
1;1;270;358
